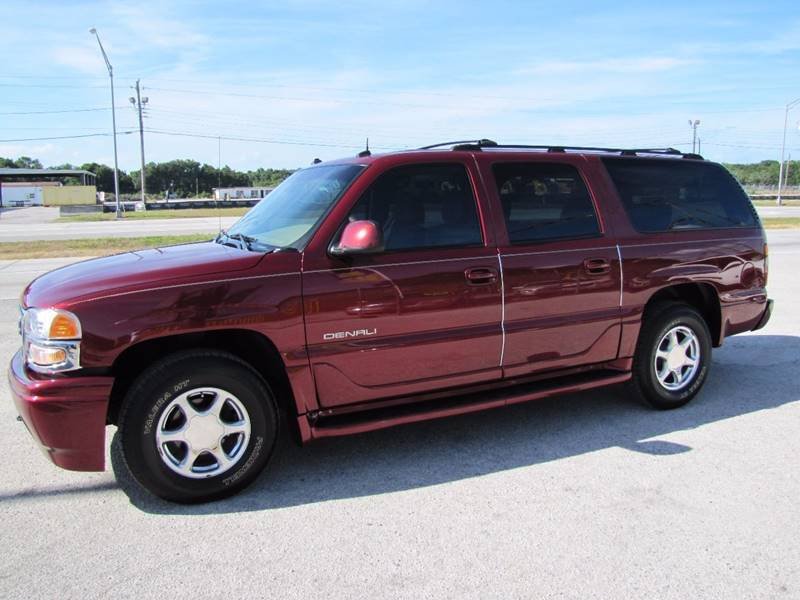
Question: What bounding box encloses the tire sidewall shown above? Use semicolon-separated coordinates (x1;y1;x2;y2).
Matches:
638;306;712;408
121;354;278;502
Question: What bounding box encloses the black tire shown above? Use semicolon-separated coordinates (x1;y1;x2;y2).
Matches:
630;302;712;410
118;350;279;503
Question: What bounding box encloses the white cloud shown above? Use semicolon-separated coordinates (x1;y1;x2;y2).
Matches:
52;45;106;75
0;143;56;157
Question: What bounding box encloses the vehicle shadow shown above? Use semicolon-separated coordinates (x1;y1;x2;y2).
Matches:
111;333;800;515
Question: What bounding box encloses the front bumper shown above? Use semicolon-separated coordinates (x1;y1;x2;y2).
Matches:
8;351;113;471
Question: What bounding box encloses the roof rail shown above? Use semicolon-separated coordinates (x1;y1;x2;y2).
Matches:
498;145;701;158
418;140;703;159
419;139;498;151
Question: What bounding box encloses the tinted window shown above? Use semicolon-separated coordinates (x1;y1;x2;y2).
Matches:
492;163;600;243
602;158;758;232
347;163;482;251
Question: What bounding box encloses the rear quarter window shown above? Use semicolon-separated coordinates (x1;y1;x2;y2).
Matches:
602;158;759;232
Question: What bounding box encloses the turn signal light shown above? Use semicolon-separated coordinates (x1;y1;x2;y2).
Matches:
49;313;81;339
23;308;82;340
28;344;67;366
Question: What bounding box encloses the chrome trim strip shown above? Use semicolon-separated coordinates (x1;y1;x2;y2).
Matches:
502;245;617;258
616;244;624;308
77;272;297;304
498;252;506;369
303;255;486;275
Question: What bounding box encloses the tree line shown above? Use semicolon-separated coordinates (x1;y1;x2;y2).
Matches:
722;160;799;187
3;155;799;193
0;156;294;197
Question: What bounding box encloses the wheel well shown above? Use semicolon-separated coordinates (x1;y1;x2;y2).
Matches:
107;329;298;434
644;283;722;346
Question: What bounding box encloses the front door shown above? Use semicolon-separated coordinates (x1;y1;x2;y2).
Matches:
302;161;503;408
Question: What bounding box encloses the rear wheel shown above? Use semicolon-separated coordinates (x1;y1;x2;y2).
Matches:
118;350;279;503
631;302;712;410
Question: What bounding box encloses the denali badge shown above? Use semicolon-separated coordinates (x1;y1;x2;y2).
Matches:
323;328;377;341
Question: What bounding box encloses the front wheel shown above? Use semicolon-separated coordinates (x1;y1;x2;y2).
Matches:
118;350;279;503
631;302;712;410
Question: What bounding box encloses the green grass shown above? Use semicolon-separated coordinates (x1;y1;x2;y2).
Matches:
752;199;800;207
0;234;212;260
761;217;800;229
57;207;250;222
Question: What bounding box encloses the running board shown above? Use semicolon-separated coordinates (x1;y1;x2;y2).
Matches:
307;369;631;440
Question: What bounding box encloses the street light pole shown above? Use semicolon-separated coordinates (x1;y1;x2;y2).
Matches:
777;98;800;207
89;27;122;218
688;119;700;154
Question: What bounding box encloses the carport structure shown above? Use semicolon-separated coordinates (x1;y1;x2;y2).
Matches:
0;167;97;208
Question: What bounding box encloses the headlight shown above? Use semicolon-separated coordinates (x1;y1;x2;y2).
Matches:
21;308;82;373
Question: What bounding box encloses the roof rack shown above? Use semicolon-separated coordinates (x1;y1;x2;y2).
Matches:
418;140;703;159
419;139;499;151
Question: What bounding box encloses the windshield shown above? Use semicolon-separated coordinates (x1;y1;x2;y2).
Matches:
225;164;365;248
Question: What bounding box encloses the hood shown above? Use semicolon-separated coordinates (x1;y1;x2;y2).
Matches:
24;241;265;308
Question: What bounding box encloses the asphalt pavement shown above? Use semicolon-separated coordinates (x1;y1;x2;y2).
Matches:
755;205;800;218
0;212;239;242
0;230;798;599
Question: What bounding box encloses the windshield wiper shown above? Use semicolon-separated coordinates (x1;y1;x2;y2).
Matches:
215;231;274;252
215;230;241;249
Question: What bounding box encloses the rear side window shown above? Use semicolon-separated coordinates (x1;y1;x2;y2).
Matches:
602;158;758;232
492;163;600;244
347;163;483;251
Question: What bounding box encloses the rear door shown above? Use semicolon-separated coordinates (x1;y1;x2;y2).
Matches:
478;156;622;378
302;158;503;408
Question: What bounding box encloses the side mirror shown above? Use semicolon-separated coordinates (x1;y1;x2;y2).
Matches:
330;220;383;255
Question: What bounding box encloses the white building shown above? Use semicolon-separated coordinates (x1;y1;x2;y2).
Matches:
212;187;272;201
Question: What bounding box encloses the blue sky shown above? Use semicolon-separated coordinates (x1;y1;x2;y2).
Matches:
1;0;799;170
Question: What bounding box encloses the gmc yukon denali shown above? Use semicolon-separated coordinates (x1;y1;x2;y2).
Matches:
9;140;773;503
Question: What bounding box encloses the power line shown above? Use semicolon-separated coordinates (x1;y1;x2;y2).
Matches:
146;85;785;115
0;82;109;89
138;76;800;105
0;74;122;80
0;107;125;115
0;131;136;143
145;129;400;150
703;141;800;151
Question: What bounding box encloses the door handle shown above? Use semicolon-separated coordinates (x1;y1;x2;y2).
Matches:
465;267;498;285
583;258;611;275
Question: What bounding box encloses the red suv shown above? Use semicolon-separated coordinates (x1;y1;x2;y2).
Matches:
9;141;772;503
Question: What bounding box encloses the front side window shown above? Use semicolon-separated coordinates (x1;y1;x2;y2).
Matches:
227;164;364;248
346;163;483;251
602;158;759;232
492;162;600;244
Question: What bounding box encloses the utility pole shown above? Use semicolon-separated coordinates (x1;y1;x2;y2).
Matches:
217;136;222;232
217;136;223;194
89;27;121;218
688;119;700;154
786;153;791;188
777;98;800;206
129;80;148;206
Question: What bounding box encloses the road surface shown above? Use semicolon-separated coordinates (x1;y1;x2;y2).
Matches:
0;214;239;242
0;231;798;599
